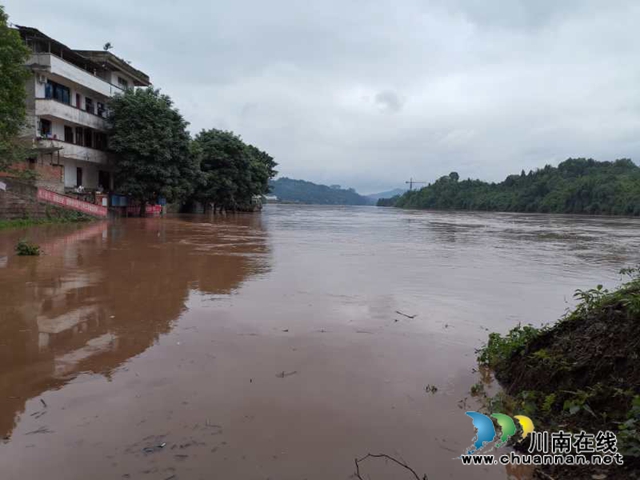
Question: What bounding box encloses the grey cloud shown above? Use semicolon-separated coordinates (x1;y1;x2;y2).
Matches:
5;0;640;193
374;90;404;114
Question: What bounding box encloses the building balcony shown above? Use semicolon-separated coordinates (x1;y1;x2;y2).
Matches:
36;138;115;165
28;53;123;98
36;98;107;130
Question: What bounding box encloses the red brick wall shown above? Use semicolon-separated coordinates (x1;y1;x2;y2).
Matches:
3;162;65;193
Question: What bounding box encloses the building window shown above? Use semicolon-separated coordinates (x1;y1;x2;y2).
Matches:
64;126;73;143
84;127;93;148
76;167;83;187
45;80;70;104
40;118;52;137
85;97;95;114
117;76;129;89
76;93;81;109
97;102;106;118
98;170;111;190
75;127;84;146
95;132;108;151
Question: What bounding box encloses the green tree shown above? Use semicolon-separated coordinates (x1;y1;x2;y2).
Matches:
0;6;31;171
246;144;277;197
388;158;640;216
192;129;277;212
107;88;197;215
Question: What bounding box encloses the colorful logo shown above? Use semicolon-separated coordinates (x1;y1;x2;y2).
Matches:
464;411;534;454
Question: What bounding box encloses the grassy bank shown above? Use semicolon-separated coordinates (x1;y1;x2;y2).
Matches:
477;268;640;478
0;212;92;230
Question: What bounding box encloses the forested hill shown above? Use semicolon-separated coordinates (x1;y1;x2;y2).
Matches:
269;178;372;205
379;158;640;216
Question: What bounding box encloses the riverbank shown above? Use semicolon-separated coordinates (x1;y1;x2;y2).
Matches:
0;215;92;230
478;269;640;478
382;158;640;216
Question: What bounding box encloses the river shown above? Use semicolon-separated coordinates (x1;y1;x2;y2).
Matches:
1;205;639;479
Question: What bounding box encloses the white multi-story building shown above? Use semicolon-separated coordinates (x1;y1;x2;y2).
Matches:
17;26;151;193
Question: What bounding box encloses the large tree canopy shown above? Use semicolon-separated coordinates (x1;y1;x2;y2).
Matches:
381;158;640;216
192;129;277;212
107;88;197;212
0;5;30;170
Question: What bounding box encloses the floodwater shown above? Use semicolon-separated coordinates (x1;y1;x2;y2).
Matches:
1;205;639;480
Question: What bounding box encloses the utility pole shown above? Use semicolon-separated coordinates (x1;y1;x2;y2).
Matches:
405;178;426;191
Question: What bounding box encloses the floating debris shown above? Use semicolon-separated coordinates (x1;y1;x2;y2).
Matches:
425;384;438;394
395;310;416;319
25;426;53;435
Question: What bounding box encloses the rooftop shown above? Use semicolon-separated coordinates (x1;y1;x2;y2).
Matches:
74;50;150;87
16;26;151;88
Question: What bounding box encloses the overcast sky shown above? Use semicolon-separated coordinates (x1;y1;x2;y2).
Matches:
6;0;640;193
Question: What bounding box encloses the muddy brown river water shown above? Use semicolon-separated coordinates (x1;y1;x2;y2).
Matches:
1;205;639;480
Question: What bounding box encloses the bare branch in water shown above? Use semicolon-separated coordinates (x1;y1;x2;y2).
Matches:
354;453;428;480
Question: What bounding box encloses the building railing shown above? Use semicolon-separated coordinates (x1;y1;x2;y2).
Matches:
35;138;115;165
46;52;125;94
29;53;125;98
37;136;109;153
37;97;109;120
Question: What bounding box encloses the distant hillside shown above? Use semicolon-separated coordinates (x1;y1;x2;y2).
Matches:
380;158;640;215
366;188;406;201
269;178;372;205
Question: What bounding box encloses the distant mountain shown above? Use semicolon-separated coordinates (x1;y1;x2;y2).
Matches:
365;188;407;201
269;178;372;205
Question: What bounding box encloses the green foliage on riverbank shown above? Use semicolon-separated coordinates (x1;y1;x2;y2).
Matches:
0;6;31;172
107;89;278;214
269;178;371;205
477;268;640;475
1;218;71;230
383;158;640;215
191;130;277;212
15;239;39;255
107;88;198;214
0;207;91;230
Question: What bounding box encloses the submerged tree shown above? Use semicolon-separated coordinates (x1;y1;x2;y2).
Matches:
0;6;31;171
107;88;197;215
191;129;277;212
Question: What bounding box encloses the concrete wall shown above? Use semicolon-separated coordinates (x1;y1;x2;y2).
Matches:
109;71;135;89
23;75;38;138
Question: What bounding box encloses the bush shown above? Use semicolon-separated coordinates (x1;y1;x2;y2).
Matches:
15;239;40;256
477;324;541;368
